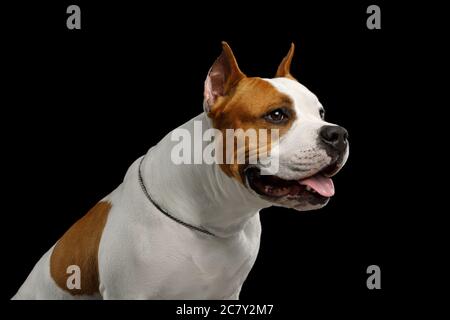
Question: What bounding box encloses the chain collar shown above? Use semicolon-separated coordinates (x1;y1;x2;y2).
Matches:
138;157;216;237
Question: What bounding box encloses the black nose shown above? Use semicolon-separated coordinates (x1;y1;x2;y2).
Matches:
319;125;348;153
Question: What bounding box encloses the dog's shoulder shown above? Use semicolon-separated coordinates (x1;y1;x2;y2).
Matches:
50;201;111;296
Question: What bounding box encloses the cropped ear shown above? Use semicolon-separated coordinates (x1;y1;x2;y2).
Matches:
275;43;296;79
204;41;246;114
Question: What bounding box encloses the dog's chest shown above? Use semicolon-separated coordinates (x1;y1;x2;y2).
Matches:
180;248;255;297
136;218;262;299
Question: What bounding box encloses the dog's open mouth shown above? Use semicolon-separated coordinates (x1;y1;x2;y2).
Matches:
245;165;338;200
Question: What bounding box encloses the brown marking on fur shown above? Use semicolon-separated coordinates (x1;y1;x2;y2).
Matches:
209;77;296;182
276;43;296;80
50;201;111;296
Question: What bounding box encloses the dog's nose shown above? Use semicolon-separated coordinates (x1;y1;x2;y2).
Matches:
319;125;348;153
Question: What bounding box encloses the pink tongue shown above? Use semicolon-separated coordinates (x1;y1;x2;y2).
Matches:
299;175;335;197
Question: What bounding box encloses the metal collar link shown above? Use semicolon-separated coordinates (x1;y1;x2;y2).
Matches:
138;157;216;237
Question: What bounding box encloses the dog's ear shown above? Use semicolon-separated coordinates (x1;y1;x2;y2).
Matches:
275;43;296;79
204;41;246;114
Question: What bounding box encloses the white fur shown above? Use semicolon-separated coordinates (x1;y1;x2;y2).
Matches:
263;77;339;179
13;113;269;300
259;78;349;210
13;77;348;299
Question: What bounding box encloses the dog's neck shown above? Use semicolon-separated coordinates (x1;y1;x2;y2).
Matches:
141;113;269;238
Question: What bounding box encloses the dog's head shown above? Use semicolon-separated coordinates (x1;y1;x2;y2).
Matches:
204;42;349;211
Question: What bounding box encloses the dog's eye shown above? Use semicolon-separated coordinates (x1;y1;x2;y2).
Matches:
319;108;325;119
264;108;289;124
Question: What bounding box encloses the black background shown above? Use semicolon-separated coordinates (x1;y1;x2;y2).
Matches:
2;0;433;316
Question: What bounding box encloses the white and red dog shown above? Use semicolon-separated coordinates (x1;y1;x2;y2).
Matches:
13;42;349;299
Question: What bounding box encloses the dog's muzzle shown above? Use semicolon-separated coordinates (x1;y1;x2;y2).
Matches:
244;124;349;210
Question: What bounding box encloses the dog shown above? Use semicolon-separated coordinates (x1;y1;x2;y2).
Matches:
13;42;349;299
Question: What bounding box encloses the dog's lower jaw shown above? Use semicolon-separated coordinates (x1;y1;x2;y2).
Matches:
244;164;335;211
